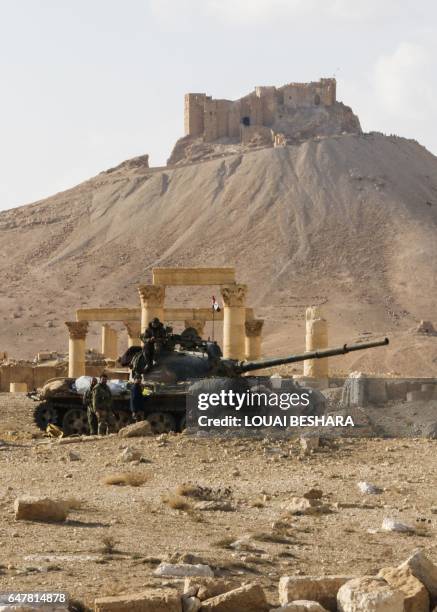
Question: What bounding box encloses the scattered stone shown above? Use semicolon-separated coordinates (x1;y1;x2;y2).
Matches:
381;518;415;533
67;451;80;461
94;588;182;611
284;497;331;516
14;496;69;523
279;576;351;611
118;420;152;438
201;582;268;611
337;576;404;611
194;500;234;512
183;577;237;601
271;602;328;612
378;566;429;612
154;562;214;577
118;447;142;462
358;482;382;495
399;550;437;600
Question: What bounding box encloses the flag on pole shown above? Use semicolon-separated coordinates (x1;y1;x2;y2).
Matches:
211;295;221;312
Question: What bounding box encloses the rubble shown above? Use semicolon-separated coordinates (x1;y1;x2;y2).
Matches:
381;518;415;533
154;562;214;577
284;497;331;516
94;588;182;611
378;566;429;612
200;583;268;611
279;576;351;611
14;496;69;523
337;576;404;611
118;420;152;438
271;603;328;612
399;550;437;600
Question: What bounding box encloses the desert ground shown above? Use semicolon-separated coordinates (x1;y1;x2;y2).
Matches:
0;393;436;610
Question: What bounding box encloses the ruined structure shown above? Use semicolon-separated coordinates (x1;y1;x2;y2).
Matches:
184;79;337;141
169;78;360;164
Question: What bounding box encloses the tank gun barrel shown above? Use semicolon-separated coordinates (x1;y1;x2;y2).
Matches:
238;337;389;374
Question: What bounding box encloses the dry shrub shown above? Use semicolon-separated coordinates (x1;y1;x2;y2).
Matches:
99;535;117;555
251;531;293;544
210;536;236;549
175;483;201;497
162;494;192;511
102;471;149;487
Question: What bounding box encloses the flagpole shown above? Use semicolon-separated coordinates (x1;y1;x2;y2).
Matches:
212;306;215;342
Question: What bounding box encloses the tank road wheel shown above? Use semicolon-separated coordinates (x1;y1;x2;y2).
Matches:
33;402;58;431
147;412;177;434
62;409;89;436
112;411;132;432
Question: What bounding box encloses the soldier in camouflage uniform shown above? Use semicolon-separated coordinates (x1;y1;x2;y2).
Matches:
83;377;98;435
92;374;112;436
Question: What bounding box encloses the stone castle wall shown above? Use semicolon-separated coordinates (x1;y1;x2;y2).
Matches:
184;79;336;143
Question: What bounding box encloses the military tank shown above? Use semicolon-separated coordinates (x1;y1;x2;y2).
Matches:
30;328;389;436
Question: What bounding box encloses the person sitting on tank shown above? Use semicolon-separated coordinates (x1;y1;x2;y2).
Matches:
83;377;98;435
130;375;144;422
141;317;167;371
92;373;113;436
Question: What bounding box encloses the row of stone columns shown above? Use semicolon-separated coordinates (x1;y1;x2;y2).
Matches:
138;283;265;361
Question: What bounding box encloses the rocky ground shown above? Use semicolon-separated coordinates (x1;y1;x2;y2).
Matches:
0;394;436;610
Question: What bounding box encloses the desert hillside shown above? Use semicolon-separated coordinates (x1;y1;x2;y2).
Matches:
1;132;437;374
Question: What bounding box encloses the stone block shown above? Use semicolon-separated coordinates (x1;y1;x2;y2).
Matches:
200;583;268;611
154;562;213;577
183;577;237;601
118;421;152;438
386;381;408;401
94;589;182;611
284;498;331;516
152;267;235;286
271;602;328;612
378;566;429;612
14;496;69;523
337;577;404;611
400;550;437;601
279;576;351;610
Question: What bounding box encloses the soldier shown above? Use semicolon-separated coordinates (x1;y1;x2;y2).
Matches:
141;317;167;371
130;375;143;421
92;373;112;436
83;377;98;435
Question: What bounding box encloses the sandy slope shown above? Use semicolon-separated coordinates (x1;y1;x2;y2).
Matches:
1;133;437;373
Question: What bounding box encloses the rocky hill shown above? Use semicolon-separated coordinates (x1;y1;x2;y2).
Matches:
1;131;437;374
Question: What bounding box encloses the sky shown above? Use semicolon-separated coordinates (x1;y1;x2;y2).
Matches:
0;0;436;211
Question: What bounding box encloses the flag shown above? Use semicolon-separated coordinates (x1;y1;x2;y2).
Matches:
211;295;221;312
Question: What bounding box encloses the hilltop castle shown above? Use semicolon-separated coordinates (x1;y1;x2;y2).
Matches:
184;78;337;142
168;78;360;165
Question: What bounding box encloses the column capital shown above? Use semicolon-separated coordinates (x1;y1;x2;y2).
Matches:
221;284;247;307
245;319;264;337
138;284;165;307
306;306;325;321
124;321;141;337
65;321;88;340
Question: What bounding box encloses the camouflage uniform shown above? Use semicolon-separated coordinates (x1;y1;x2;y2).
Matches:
92;382;113;435
83;386;97;435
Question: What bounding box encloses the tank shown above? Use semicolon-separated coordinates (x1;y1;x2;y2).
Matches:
30;327;389;436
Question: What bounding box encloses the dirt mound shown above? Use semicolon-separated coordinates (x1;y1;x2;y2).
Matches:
1;132;437;373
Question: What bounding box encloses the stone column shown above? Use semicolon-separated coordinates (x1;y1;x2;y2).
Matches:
10;382;27;393
221;284;248;359
125;321;141;347
303;306;328;378
245;319;264;360
101;324;118;360
66;321;89;378
138;285;165;331
184;319;205;337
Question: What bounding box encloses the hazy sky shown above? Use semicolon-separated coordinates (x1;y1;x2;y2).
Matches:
0;0;435;211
